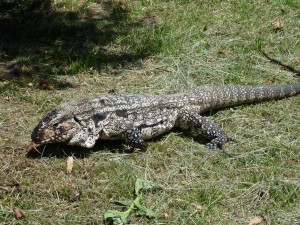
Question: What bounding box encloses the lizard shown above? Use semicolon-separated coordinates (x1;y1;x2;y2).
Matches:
30;52;300;152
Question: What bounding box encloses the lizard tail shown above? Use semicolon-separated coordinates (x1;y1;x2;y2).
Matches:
208;83;300;109
206;51;300;108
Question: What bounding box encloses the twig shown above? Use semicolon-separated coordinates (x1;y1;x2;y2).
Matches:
262;50;300;75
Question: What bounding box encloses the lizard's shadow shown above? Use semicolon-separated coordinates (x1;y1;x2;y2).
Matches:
26;129;210;159
26;140;126;159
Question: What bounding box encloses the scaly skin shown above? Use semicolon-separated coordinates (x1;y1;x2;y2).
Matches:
31;82;300;150
31;52;300;151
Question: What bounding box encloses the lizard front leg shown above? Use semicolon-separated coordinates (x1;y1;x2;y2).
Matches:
176;111;230;149
124;127;148;150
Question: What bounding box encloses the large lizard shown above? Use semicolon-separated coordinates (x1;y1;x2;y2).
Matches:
31;52;300;152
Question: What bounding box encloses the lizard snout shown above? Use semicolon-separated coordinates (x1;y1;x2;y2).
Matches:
31;126;41;143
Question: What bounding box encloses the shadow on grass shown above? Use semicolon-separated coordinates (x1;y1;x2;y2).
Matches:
0;0;157;89
26;140;128;159
25;129;217;159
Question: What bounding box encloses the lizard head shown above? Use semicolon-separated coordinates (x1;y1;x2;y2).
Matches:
31;97;111;152
31;109;80;147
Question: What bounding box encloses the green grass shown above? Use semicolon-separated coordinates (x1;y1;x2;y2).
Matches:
0;0;300;224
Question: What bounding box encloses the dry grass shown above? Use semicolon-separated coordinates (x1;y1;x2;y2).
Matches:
0;0;300;224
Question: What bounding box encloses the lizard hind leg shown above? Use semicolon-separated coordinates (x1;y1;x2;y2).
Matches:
200;116;230;149
176;111;230;149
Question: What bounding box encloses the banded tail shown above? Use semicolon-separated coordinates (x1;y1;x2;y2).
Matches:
205;83;300;109
196;51;300;110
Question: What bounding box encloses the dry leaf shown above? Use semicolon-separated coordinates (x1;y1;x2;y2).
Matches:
180;180;188;185
283;172;294;178
273;19;283;30
163;213;169;218
39;80;54;90
13;208;26;220
218;49;233;55
0;183;20;193
0;186;12;192
27;82;33;87
189;203;203;217
248;216;264;225
66;156;74;173
70;190;82;202
191;203;203;211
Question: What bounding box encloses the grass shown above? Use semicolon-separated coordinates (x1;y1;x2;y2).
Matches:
0;0;300;224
